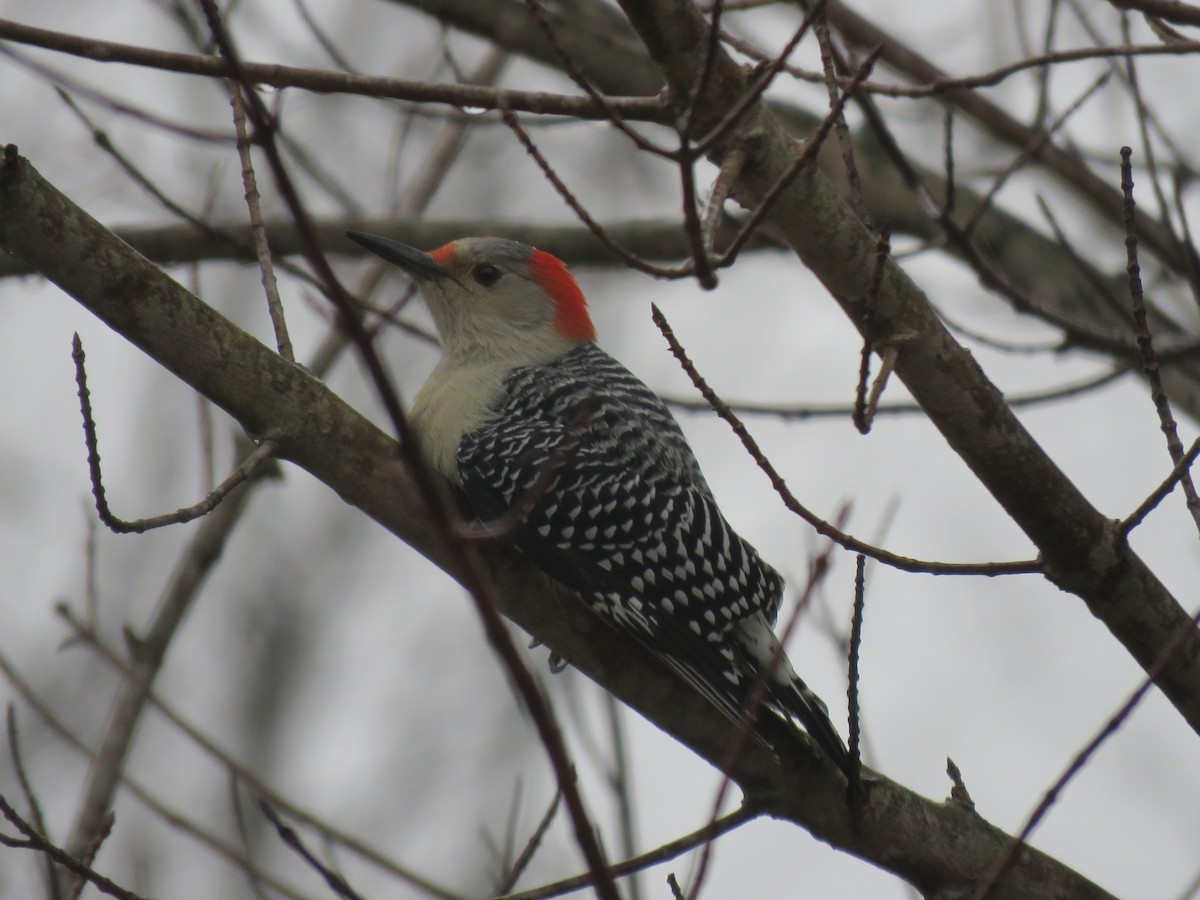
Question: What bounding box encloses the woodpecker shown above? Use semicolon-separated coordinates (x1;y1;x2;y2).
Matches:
347;231;851;777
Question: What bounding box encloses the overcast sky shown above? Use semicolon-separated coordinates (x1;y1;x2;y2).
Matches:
1;1;1198;897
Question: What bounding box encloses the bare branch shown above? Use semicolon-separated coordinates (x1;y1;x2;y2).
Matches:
651;305;1039;576
1106;0;1200;26
977;601;1200;898
0;135;1121;900
496;806;757;900
853;228;891;434
0;795;146;900
1120;147;1200;533
228;88;294;361
618;0;1200;747
258;802;365;900
0;18;668;121
198;3;618;890
72;333;278;534
847;555;866;793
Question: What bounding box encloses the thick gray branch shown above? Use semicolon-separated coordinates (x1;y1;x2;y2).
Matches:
0;149;1111;899
615;0;1200;799
0;218;762;279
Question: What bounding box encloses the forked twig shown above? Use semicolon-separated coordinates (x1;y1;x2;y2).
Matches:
716;44;883;267
494;789;562;895
0;795;144;900
73;334;278;534
651;307;1040;576
258;801;364;900
959;72;1110;238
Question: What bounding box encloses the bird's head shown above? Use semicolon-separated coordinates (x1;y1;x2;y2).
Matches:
347;232;596;363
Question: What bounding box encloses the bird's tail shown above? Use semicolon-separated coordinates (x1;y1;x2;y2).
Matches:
773;677;854;778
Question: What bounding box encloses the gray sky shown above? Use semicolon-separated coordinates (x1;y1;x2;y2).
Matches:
0;1;1197;897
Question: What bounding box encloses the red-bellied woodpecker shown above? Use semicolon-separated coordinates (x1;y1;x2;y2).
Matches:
347;231;851;777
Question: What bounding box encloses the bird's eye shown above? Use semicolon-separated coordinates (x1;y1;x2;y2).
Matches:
472;264;501;287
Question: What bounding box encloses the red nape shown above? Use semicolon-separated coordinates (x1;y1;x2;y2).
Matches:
527;249;596;342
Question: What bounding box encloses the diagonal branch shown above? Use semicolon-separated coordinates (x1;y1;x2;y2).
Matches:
615;0;1200;746
0;141;1113;899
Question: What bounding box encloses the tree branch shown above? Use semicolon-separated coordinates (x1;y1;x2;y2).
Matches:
0;145;1112;898
614;0;1200;819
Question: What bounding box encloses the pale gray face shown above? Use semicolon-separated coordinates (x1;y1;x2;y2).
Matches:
346;231;576;359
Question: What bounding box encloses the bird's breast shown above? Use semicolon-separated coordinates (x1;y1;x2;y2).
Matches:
410;360;508;485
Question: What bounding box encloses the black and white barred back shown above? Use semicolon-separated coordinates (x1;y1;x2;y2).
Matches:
458;342;849;772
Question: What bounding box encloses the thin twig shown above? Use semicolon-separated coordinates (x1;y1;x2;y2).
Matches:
1119;13;1183;260
291;0;357;72
813;6;873;232
500;105;688;280
73;333;278;534
847;554;866;796
228;88;293;361
495;790;562;895
702;143;747;253
1121;436;1200;534
6;707;62;900
0;19;670;122
258;802;364;900
940;105;956;218
69;814;115;900
521;0;668;156
1032;0;1061;131
651;307;1040;576
716;44;882;267
494;806;757;900
694;0;827;155
853;227;890;433
976;601;1200;899
960;71;1110;239
0;795;146;900
677;134;718;289
1120;147;1200;533
604;694;642;900
667;365;1132;421
717;19;1200;98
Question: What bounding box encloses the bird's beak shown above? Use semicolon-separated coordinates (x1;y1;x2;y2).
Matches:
345;231;458;283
